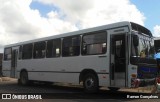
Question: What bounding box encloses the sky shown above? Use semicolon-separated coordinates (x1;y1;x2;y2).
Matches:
0;0;160;53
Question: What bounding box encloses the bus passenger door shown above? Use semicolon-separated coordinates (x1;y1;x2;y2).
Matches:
110;34;127;87
11;49;18;78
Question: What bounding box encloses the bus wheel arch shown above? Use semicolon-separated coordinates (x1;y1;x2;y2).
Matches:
18;69;29;85
79;69;99;93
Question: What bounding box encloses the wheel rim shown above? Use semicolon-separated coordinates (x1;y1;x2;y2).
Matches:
85;77;94;89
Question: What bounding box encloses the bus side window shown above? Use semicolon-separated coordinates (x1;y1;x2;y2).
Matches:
4;47;12;61
19;46;22;60
46;39;61;58
82;31;107;55
53;39;61;57
46;40;53;58
22;44;33;59
33;41;46;59
62;36;80;57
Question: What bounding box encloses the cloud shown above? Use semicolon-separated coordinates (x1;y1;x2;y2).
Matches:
35;0;145;28
0;0;77;48
153;25;160;37
0;0;145;53
0;0;39;44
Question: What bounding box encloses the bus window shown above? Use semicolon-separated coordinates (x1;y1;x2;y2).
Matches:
46;39;61;58
62;36;80;57
4;47;12;61
33;41;46;59
139;39;152;58
131;34;155;59
82;31;107;55
19;46;22;60
22;43;33;59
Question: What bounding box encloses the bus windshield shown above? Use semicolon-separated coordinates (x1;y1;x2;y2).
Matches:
131;32;155;63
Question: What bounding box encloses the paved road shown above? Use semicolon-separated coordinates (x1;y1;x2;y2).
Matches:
0;79;159;102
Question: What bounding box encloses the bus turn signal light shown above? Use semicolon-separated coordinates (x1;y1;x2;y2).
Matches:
131;74;137;78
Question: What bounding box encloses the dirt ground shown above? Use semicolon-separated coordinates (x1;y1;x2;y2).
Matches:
0;77;159;94
0;77;16;82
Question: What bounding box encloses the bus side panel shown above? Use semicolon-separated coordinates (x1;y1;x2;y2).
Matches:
28;72;80;84
17;55;109;86
2;61;11;77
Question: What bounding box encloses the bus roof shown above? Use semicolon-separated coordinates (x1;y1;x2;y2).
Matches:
4;21;151;48
131;22;152;37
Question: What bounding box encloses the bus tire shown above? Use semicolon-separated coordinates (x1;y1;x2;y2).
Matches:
83;73;99;93
19;71;29;85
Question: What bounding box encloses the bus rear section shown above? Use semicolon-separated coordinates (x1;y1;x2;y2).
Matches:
3;47;19;79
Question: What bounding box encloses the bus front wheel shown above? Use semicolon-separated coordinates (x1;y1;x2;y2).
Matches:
19;71;29;85
83;73;99;93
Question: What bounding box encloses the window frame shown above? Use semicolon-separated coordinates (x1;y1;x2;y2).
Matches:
46;38;61;58
81;31;107;55
33;41;46;59
19;46;23;60
62;35;81;57
22;43;33;59
4;47;12;61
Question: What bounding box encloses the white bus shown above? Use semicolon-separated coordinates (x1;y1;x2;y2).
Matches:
2;21;158;93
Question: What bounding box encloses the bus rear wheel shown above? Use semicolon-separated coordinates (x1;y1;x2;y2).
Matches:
83;73;99;93
19;71;29;85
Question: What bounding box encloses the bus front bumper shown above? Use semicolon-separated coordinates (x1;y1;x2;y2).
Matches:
131;78;156;88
